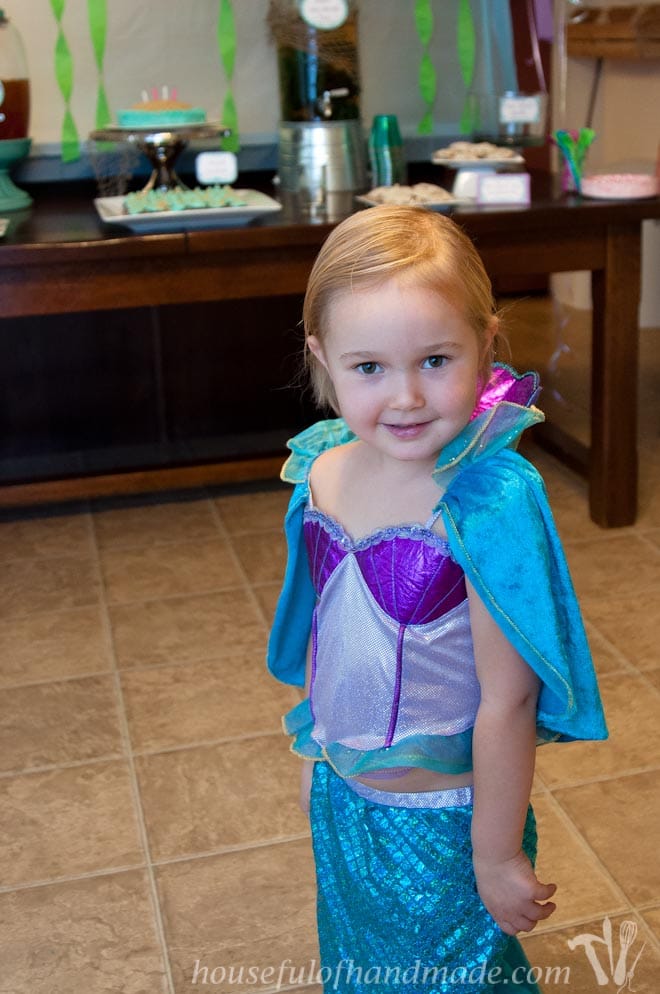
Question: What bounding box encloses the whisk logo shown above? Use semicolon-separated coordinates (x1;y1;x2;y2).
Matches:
567;917;646;990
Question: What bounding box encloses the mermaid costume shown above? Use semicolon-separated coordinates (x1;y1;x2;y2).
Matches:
267;365;608;993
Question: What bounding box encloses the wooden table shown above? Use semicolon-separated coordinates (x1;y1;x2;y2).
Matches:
1;177;659;526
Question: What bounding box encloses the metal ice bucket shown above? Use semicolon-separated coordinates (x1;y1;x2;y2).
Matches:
277;120;368;198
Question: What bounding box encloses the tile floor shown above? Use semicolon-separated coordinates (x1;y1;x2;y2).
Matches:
1;299;659;994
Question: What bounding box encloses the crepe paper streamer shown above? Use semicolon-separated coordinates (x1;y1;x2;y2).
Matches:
87;0;111;131
551;128;596;193
414;0;435;134
218;0;240;153
50;0;80;161
457;0;477;135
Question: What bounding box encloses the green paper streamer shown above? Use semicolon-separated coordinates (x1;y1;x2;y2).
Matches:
218;0;240;152
88;0;111;129
50;0;80;161
457;0;476;136
419;52;436;106
414;0;434;47
218;0;236;79
414;0;435;134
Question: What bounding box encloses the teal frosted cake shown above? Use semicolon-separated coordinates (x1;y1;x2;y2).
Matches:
117;98;206;129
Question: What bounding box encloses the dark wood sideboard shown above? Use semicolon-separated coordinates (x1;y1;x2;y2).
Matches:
1;175;659;527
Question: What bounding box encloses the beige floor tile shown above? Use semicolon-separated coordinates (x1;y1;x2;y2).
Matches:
521;913;659;994
584;624;632;677
0;675;123;774
535;672;660;788
252;582;282;626
0;557;101;620
0;761;143;887
100;539;243;604
0;605;112;688
214;488;291;534
109;589;267;669
561;534;660;603
231;530;287;585
0;510;93;562
643;667;660;693
156;839;318;994
643;528;660;552
122;654;298;752
554;771;660;906
581;594;660;671
640;904;660;939
136;736;308;861
531;796;626;931
93;497;219;549
0;870;168;994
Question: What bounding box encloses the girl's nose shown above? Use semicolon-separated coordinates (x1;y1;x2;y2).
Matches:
390;371;425;409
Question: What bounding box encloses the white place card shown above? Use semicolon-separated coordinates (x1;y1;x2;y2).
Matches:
499;95;542;125
477;173;531;206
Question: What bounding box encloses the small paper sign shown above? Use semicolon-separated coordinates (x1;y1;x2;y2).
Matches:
195;151;238;186
477;173;531;205
499;95;541;125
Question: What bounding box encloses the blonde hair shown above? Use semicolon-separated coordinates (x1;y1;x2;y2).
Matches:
303;205;498;412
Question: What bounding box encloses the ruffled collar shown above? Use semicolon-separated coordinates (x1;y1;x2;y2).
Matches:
281;363;543;486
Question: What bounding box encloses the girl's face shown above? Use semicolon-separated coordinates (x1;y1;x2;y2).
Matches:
307;279;489;472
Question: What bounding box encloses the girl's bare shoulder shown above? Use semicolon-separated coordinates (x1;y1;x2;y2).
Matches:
309;441;364;511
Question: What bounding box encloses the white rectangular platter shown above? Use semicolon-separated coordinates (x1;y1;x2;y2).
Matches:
94;190;282;233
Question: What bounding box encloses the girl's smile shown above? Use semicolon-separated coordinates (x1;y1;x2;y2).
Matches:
307;278;488;471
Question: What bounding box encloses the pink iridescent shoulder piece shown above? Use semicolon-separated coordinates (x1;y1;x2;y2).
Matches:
470;365;540;421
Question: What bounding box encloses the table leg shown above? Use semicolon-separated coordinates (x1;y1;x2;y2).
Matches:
590;224;641;527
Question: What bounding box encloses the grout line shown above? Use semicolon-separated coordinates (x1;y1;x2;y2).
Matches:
130;729;284;760
88;516;177;994
541;789;650;919
207;501;278;631
0;753;127;781
536;762;660;793
0;861;148;896
150;831;312;870
0;666;116;693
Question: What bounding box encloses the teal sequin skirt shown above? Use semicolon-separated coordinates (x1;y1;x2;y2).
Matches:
310;762;542;994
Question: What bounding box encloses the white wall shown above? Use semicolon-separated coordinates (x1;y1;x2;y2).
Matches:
7;0;483;149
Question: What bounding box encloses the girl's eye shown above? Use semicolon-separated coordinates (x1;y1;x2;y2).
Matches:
422;355;447;369
356;361;381;375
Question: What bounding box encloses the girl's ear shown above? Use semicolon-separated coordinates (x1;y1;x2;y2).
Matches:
306;335;328;370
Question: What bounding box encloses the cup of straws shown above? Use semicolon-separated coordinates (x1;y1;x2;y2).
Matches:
552;128;596;193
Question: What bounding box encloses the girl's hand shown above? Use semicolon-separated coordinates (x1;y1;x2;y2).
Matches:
473;850;557;936
299;761;314;815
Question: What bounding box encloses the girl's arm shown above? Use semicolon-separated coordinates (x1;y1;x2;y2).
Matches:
466;578;557;936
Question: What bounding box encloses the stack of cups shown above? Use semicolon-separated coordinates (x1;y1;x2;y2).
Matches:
368;114;406;187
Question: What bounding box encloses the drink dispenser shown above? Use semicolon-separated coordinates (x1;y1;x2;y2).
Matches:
0;7;32;209
268;0;367;209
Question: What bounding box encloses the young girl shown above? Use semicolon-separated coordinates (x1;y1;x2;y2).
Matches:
267;206;607;993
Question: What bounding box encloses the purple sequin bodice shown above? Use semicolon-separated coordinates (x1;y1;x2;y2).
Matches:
303;507;481;756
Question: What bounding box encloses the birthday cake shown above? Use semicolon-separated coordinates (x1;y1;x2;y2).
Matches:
117;91;206;129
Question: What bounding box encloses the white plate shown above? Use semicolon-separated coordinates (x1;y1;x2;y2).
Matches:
94;190;283;233
432;155;524;168
356;194;469;210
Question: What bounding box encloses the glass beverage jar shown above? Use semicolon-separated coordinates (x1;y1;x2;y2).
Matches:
268;0;360;122
0;8;30;140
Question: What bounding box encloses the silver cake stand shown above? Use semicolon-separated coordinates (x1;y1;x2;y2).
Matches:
89;122;231;192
